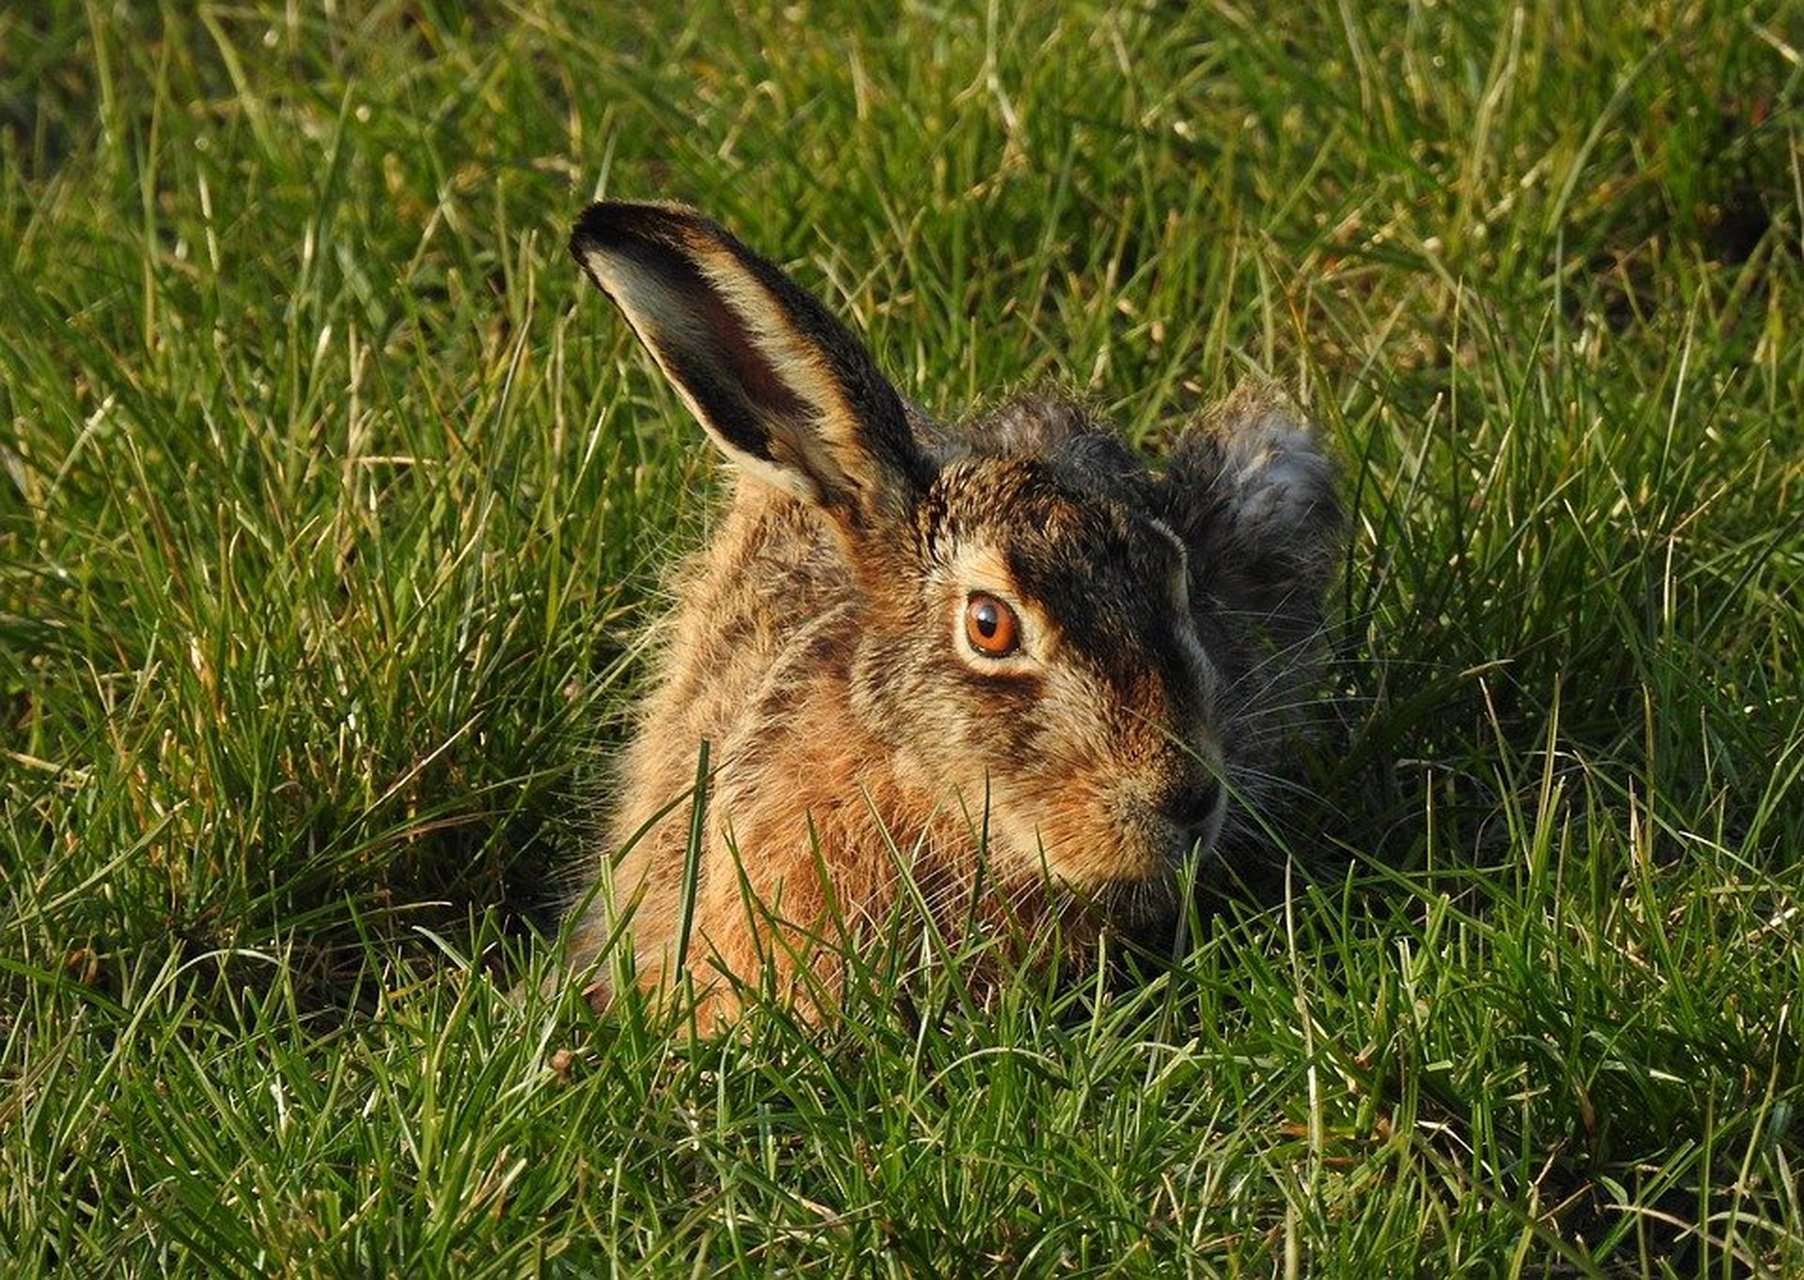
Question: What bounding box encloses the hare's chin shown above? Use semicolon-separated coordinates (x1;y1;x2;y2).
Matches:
1031;838;1186;898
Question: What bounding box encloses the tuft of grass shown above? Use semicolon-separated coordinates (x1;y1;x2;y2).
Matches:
3;0;1801;1272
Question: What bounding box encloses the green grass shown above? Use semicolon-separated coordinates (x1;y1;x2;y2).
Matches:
4;0;1802;1272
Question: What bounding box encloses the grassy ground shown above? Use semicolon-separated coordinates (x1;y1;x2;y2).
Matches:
3;0;1802;1273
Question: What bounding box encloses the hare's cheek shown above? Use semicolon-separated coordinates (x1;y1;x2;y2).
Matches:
1006;715;1225;891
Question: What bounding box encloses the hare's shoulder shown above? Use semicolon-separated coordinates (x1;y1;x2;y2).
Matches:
612;495;852;830
684;491;850;624
656;493;854;702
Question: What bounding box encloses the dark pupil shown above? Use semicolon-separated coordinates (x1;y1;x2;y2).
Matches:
973;601;1000;639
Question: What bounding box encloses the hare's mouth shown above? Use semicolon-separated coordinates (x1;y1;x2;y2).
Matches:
971;771;1226;904
1044;790;1225;883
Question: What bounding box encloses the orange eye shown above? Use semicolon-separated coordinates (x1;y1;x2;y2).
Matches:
964;593;1020;658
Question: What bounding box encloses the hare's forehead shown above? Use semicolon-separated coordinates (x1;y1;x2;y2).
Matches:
922;463;1186;606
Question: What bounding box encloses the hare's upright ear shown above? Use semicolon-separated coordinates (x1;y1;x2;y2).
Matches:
571;201;932;529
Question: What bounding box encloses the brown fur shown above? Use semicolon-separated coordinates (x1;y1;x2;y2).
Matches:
562;203;1343;1030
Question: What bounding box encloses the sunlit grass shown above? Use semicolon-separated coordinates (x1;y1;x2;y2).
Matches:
3;1;1801;1272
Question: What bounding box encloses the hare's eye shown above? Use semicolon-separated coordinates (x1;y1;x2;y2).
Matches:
964;593;1020;658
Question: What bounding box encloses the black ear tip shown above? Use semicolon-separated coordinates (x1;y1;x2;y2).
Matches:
569;200;710;263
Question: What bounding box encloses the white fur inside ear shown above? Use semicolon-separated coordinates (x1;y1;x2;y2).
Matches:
576;243;826;505
692;246;865;499
1221;410;1333;530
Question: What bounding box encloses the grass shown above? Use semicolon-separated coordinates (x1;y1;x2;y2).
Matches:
3;0;1802;1272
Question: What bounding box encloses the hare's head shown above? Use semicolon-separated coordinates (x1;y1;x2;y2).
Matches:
573;203;1334;940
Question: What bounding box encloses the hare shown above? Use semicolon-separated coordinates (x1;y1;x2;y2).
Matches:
563;201;1341;1027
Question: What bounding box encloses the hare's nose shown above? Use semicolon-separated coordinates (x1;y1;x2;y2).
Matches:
1164;778;1224;847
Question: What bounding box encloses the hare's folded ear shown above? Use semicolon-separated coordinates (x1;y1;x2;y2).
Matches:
1162;391;1343;630
571;201;932;529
